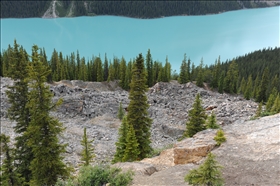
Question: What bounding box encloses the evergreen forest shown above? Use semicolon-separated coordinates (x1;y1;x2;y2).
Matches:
1;41;279;100
1;0;277;18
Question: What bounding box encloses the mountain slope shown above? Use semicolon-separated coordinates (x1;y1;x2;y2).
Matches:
1;0;279;18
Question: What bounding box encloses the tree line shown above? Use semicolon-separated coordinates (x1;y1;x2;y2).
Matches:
1;0;274;18
1;40;279;101
1;44;172;91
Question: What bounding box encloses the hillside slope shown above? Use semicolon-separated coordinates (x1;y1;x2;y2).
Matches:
1;0;279;18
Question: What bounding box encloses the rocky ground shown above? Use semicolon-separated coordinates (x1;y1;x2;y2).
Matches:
1;77;279;185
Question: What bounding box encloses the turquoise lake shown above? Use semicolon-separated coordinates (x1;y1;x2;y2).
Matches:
1;6;279;71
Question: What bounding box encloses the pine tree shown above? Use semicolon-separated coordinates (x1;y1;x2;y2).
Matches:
239;77;246;94
224;60;238;93
107;62;115;82
124;60;133;90
127;53;152;160
185;94;207;137
255;101;263;117
206;112;219;129
26;45;69;185
256;67;269;102
244;75;253;100
252;74;260;99
185;152;224;186
146;49;153;87
178;54;188;84
112;116;129;163
117;102;125;120
103;53;109;81
214;130;226;146
96;57;103;82
81;128;95;166
122;123;140;162
271;94;280;113
5;40;33;184
119;57;127;88
218;71;225;94
0;134;22;186
211;56;221;89
266;87;278;112
196;58;204;87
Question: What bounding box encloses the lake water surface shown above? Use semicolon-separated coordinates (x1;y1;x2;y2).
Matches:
1;6;279;71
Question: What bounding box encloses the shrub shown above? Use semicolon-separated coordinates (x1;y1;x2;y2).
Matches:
56;165;134;186
214;129;226;146
185;152;224;186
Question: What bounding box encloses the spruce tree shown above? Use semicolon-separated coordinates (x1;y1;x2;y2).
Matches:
0;134;22;186
26;45;69;185
124;60;133;90
271;94;280;113
211;56;221;89
81;128;95;166
122;123;140;162
244;75;253;100
185;152;224;186
103;53;109;81
224;60;238;93
119;57;127;88
5;40;33;184
266;87;278;112
127;53;152;160
178;54;188;84
112;116;129;163
185;94;207;137
96;57;103;82
196;58;204;87
255;101;263;117
256;67;269;102
146;49;153;87
218;71;225;94
206;112;219;129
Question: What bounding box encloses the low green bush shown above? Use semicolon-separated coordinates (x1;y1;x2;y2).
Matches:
56;165;134;186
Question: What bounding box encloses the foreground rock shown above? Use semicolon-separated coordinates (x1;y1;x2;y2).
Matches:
129;113;280;186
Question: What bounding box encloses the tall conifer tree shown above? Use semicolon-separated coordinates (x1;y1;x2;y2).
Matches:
127;53;152;160
6;40;32;184
256;67;269;102
178;54;188;84
196;58;204;87
146;49;153;87
26;45;69;185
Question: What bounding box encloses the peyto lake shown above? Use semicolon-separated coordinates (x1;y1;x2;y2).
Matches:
1;6;279;71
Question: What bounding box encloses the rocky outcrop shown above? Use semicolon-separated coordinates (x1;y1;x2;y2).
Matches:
141;129;217;166
173;129;217;164
0;77;258;167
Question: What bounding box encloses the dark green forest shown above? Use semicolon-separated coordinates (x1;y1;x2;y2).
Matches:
1;41;279;102
1;0;276;18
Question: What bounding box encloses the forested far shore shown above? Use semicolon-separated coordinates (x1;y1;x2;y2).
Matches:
1;0;279;18
1;40;279;104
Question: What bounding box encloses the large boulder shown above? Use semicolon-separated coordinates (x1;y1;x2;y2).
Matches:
173;129;217;164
